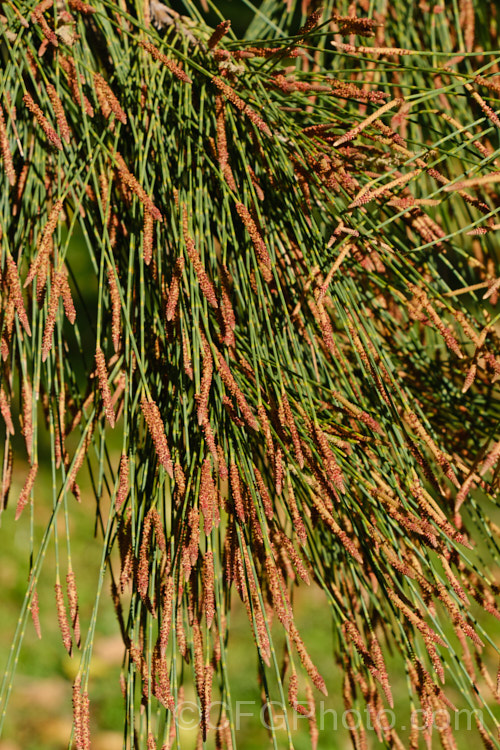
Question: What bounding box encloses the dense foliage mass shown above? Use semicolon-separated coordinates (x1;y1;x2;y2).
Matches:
0;0;500;747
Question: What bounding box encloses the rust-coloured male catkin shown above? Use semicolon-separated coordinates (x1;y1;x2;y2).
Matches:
203;551;215;627
59;55;95;117
0;386;14;436
30;586;42;638
66;566;81;648
286;476;307;546
0;104;15;186
289;623;327;695
215;349;259;430
140;396;174;477
201;663;213;740
229;462;245;522
137;509;153;601
208;19;231;49
78;689;91;750
464;82;500;129
253;466;273;520
142;209;154;265
159;575;174;655
115;454;129;511
182;331;194;380
333;98;402;148
235;203;272;282
114;151;163;221
480;439;500;478
23;92;62;150
15;462;38;520
95;346;116;428
211;77;272;137
41;271;64;361
55;580;73;656
199;457;219;534
1;444;13;510
182;214;219;308
61;271;76;324
197;337;213;426
265;555;291;630
72;677;83;748
93;72;127;124
106;266;121;351
140;40;192;83
25;199;63;287
46;83;71;143
165;256;184;321
6;254;31;335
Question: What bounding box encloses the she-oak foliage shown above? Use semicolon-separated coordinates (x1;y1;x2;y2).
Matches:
0;0;500;747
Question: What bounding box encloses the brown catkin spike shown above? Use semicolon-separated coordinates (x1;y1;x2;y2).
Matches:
114;151;163;221
159;575;174;655
59;55;94;117
55;580;73;656
95;346;116;428
137;509;153;601
265;555;291;630
66;566;81;647
6;254;31;335
480;440;500;478
46;83;71;143
30;586;42;638
61;272;76;324
140;396;174;477
0;104;15;185
151;507;167;552
211;76;272;137
230;462;245;522
253;466;273;520
0;386;14;436
305;682;318;750
72;677;83;748
93;72;127;124
15;461;38;520
208;19;231;49
464;83;500;129
203;551;215;628
106;266;121;352
23;92;62;150
182;330;194;379
289;623;327;695
143;209;154;265
286;476;307;546
182;212;218;308
140;40;192;84
197;336;213;426
41;271;64;361
235;203;272;282
115;454;129;511
215;348;259;430
165;256;184;321
79;689;91;750
333;98;403;148
199;456;219;534
1;443;13;510
25;199;64;287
